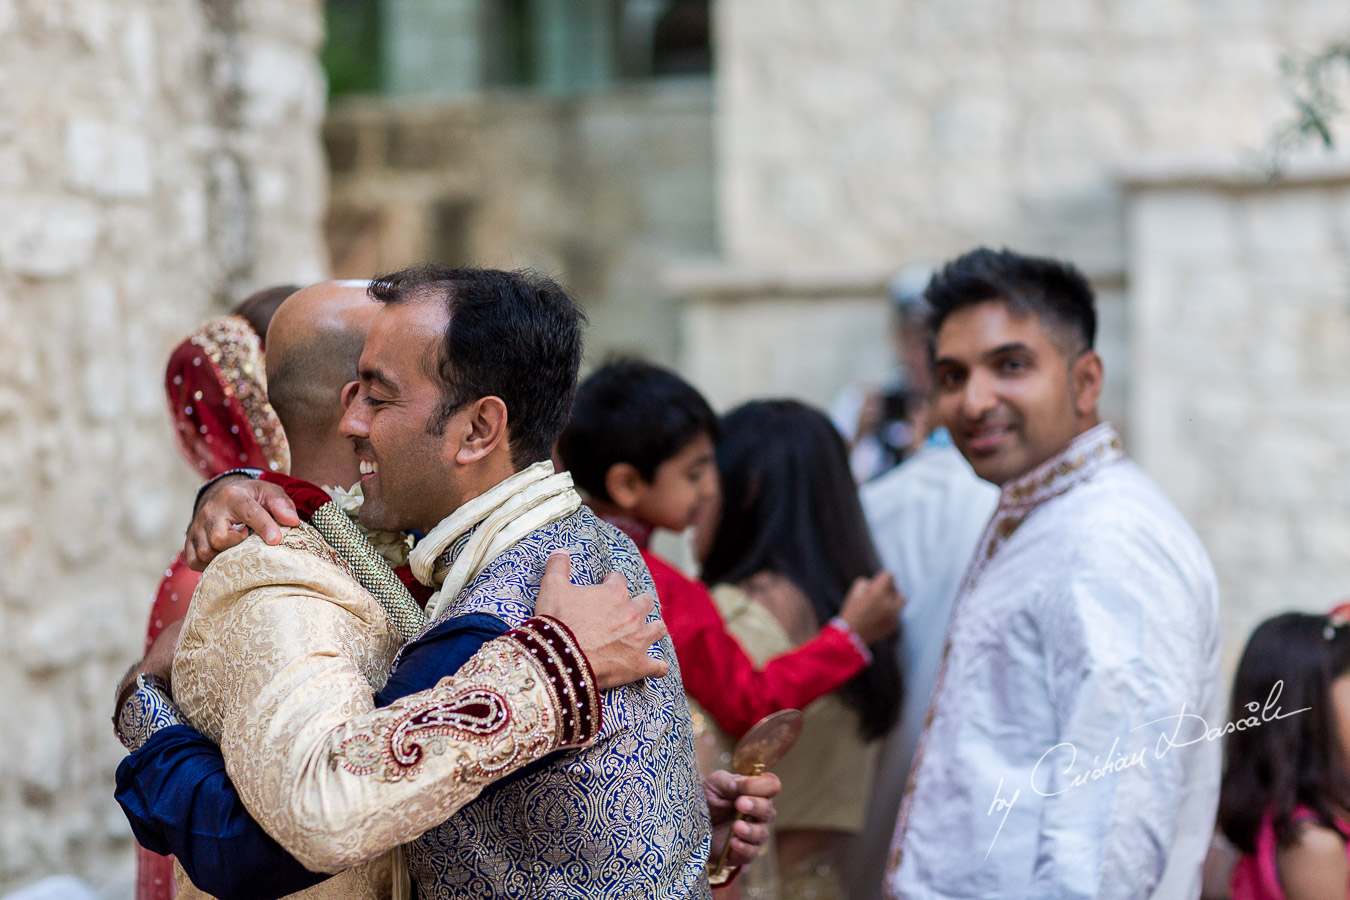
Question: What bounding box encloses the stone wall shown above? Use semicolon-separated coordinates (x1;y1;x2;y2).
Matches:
714;0;1345;272
324;79;716;367
0;1;328;894
1126;159;1350;671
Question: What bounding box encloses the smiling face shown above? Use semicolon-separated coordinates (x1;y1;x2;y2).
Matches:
339;299;465;533
933;299;1102;486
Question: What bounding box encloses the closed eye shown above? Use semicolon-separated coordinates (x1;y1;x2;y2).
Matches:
936;368;966;390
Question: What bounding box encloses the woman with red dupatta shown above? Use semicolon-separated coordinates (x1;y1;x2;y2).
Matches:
137;289;292;900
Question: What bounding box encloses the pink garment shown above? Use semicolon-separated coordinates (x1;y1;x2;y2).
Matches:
1231;807;1350;900
136;846;176;900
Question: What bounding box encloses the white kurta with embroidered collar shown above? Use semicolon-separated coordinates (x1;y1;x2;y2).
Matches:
886;423;1222;900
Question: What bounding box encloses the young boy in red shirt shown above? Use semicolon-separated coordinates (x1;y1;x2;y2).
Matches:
557;360;900;738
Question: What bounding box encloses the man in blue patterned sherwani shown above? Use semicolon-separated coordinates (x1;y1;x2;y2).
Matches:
331;265;712;898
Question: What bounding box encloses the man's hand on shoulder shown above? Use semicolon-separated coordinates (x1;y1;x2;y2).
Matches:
536;551;669;689
185;476;299;571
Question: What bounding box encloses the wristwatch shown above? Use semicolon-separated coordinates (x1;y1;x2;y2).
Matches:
193;466;264;515
114;673;190;752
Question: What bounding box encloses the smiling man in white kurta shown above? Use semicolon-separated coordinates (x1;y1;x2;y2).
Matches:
885;248;1221;900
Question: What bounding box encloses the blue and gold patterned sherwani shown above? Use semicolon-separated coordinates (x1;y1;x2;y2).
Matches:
408;506;711;899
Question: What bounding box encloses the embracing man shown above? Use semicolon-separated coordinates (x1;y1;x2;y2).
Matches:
116;270;752;899
883;249;1222;899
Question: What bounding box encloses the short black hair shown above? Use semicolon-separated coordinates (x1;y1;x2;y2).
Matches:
370;264;585;469
926;247;1096;355
557;359;719;502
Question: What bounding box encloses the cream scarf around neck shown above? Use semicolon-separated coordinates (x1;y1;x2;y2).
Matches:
409;460;582;621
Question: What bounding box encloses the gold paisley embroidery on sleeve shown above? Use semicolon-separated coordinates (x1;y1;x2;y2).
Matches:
333;688;511;782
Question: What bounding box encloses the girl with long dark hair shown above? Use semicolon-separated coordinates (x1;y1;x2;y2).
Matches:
1220;612;1350;899
700;399;904;899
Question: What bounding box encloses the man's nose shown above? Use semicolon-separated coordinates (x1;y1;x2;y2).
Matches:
961;370;999;419
338;395;369;439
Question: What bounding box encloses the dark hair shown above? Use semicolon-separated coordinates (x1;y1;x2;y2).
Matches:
701;399;903;740
557;359;720;501
926;247;1096;355
370;264;586;469
232;284;299;345
1218;612;1350;854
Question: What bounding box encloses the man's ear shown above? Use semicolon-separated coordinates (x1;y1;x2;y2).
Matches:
604;463;645;512
455;396;509;464
1070;350;1104;418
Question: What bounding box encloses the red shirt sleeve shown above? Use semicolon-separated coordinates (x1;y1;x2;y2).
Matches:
643;550;867;739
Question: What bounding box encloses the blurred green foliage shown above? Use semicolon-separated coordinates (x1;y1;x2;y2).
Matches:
1268;41;1350;173
322;0;383;97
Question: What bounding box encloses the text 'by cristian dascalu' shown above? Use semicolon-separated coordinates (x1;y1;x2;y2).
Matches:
983;680;1308;859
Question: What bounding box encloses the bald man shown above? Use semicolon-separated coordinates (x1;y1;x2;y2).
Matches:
115;282;776;900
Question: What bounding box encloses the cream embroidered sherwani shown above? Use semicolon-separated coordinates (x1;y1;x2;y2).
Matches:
886;424;1222;900
172;522;599;899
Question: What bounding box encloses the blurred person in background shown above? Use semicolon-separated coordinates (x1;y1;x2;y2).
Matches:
135;284;295;900
701;399;904;900
556;360;901;749
830;265;934;483
885;248;1221;899
1218;611;1350;900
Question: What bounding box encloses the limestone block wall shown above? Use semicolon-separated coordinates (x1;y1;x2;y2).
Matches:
675;267;895;411
324;80;716;367
714;0;1346;273
1125;160;1350;670
0;1;328;894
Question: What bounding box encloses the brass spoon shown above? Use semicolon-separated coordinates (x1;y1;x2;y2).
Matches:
711;708;804;877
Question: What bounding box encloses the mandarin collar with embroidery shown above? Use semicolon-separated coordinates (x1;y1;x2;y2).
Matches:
995;421;1125;514
959;422;1126;595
